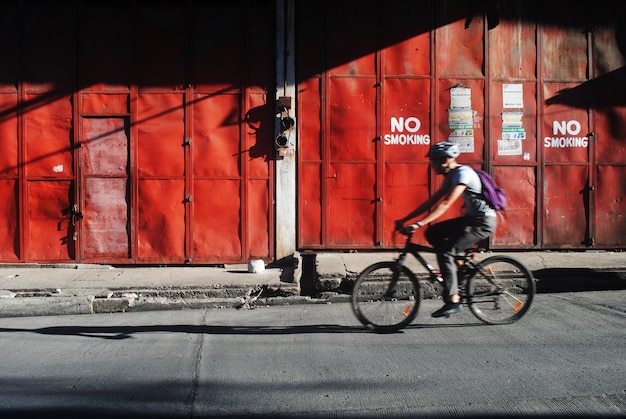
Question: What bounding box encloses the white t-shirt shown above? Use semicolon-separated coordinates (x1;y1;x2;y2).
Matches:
441;165;496;217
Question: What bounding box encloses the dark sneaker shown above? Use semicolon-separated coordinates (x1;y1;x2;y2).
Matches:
431;302;461;318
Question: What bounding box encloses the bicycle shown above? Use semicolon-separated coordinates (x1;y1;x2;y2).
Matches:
351;231;536;332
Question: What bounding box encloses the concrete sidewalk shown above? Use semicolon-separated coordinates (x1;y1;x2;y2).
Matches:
0;249;625;318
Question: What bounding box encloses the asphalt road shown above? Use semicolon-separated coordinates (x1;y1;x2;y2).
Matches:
1;290;624;418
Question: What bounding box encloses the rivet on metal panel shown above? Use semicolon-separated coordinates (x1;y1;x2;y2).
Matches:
374;82;382;87
183;139;192;146
184;195;192;203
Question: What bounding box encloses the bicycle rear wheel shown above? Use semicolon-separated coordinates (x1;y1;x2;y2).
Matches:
466;255;536;325
351;262;421;332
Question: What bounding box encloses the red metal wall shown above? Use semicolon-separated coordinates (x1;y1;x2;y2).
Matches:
297;0;626;250
0;1;275;264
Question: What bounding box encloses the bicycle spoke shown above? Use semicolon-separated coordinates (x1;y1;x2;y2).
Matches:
351;262;421;332
466;256;535;325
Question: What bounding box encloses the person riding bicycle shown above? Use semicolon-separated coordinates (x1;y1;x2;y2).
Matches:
394;142;497;318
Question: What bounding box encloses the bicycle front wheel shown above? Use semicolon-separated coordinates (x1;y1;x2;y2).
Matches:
467;256;536;325
351;262;421;332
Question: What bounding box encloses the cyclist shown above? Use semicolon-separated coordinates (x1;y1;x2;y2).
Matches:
394;142;497;318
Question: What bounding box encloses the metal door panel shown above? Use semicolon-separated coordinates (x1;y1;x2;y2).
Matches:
248;179;270;257
298;77;322;162
435;78;485;161
137;179;185;262
326;76;377;247
136;6;185;88
0;180;18;260
82;93;129;116
193;93;241;178
595;166;626;246
81;118;130;261
192;179;241;262
328;78;376;161
137;93;184;177
382;162;430;242
491;166;536;247
488;1;536;80
192;4;242;91
27;181;74;261
327;163;376;246
543;166;588;248
0;5;18;90
299;164;322;247
435;1;484;78
381;0;432;76
540;1;589;81
247;91;273;179
24;94;73;178
595;107;626;163
0;94;18;176
82;118;128;176
382;78;431;161
490;81;537;164
83;178;129;258
22;5;75;92
543;83;590;164
79;5;131;91
326;1;378;76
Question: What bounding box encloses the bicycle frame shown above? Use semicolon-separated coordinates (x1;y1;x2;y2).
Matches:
391;232;498;302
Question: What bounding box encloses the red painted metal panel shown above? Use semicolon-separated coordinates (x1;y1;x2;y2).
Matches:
328;163;376;245
382;162;430;245
326;1;378;77
595;166;626;246
248;179;270;258
595;105;626;164
326;76;377;246
297;76;322;247
137;179;185;262
381;0;432;77
82;118;128;177
0;94;18;177
543;166;588;248
83;178;129;259
299;164;322;247
246;91;272;179
0;5;18;90
137;93;184;177
82;94;129;116
490;82;537;165
192;179;241;262
136;7;186;89
192;4;242;91
539;1;589;81
24;94;73;179
22;5;75;92
79;6;131;91
81;118;130;260
0;180;18;261
435;78;485;162
193;93;241;178
488;1;536;81
328;78;376;162
27;181;74;261
435;1;484;78
298;78;322;162
491;166;536;248
542;83;590;164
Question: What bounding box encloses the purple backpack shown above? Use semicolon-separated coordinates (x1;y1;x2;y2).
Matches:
475;169;507;211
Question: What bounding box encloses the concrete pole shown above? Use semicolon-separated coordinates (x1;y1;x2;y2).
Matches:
275;0;296;260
